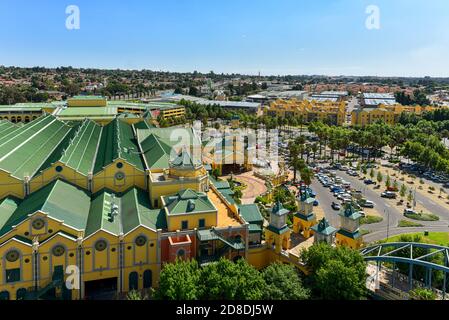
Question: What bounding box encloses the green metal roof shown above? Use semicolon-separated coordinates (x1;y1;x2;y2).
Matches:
70;95;105;100
271;201;290;216
266;224;290;235
0;180;92;236
59;120;102;175
0;197;21;235
294;212;316;221
338;203;363;220
0;178;165;238
239;204;263;223
248;224;262;233
120;187;167;233
163;189;216;215
57;106;117;117
85;190;121;236
0;115;74;179
138;133;172;169
209;175;231;189
337;228;361;239
0;105;43;112
136;127;200;170
93;119;145;173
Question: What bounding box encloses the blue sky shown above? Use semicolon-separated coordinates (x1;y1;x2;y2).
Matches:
0;0;448;76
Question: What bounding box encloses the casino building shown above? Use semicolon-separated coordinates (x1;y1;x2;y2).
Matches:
0;96;358;300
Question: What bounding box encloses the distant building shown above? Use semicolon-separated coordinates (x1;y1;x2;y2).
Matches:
266;99;346;125
351;104;439;127
310;91;348;103
361;93;397;107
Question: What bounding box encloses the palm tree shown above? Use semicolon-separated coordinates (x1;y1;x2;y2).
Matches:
300;167;314;186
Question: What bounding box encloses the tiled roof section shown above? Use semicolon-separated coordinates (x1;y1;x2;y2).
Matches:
0;115;74;179
93;119;145;174
59;119;102;175
85;190;121;237
163;189;217;215
0;180;91;236
120;188;167;233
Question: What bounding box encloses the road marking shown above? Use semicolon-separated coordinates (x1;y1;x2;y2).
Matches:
385;204;391;208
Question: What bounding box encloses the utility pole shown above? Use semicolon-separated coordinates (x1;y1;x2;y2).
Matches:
385;208;390;240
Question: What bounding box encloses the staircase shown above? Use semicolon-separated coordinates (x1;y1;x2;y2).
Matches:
25;267;65;300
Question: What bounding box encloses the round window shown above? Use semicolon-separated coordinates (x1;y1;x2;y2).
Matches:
32;218;45;230
135;236;147;247
95;240;107;252
55;165;63;173
6;250;20;262
177;249;185;257
116;162;124;169
115;172;125;181
52;245;65;257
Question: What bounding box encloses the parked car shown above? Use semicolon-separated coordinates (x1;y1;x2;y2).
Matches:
361;200;375;208
331;202;341;210
404;208;417;215
381;191;397;199
313;200;319;206
364;179;375;185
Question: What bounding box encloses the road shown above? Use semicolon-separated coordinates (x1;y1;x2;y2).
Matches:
311;170;449;244
338;171;449;240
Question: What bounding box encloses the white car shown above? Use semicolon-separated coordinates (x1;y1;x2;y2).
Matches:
361;200;375;208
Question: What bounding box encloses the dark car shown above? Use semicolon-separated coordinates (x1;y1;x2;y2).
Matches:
331;202;341;210
364;179;375;185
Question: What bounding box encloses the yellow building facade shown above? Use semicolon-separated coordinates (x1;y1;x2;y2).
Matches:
351;104;439;127
266;99;346;126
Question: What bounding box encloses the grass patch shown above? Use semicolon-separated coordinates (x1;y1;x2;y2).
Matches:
384;232;449;246
404;212;439;221
360;215;383;225
398;220;424;227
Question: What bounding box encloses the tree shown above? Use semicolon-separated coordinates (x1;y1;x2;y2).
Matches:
385;175;391;189
409;288;436;300
400;184;407;199
370;168;375;179
189;86;199;96
199;258;266;300
262;263;310;300
211;167;221;180
300;167;314;186
127;290;149;300
376;171;383;184
315;259;367;300
155;259;201;300
300;243;367;300
407;190;414;204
